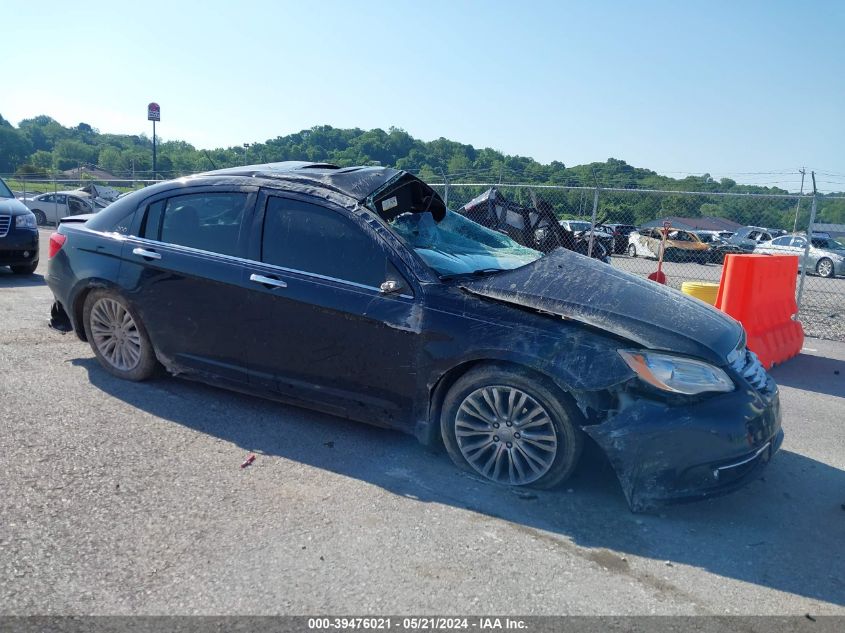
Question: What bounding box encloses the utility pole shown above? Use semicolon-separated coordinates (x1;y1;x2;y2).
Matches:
796;171;817;311
792;167;806;234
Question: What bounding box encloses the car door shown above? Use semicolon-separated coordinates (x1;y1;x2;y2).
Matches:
35;194;59;223
67;196;90;218
242;191;422;425
788;236;812;270
117;187;259;385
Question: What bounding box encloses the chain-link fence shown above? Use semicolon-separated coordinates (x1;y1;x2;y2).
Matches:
430;182;845;342
3;172;843;342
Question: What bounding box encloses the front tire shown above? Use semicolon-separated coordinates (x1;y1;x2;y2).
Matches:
440;365;583;489
83;290;158;381
32;210;47;226
816;257;835;278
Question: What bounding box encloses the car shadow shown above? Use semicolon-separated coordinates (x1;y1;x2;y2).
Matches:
73;357;845;607
770;353;845;398
0;270;46;287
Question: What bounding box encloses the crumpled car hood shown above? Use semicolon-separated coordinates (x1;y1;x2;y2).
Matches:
461;249;742;365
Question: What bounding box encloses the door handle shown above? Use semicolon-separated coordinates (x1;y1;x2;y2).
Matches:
250;273;287;289
132;247;161;260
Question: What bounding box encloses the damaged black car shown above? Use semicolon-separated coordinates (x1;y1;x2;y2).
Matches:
45;162;782;511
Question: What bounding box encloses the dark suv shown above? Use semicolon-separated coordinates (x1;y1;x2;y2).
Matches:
0;177;39;275
46;162;782;510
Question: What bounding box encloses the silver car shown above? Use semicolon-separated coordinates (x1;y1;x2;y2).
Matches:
755;234;845;278
19;191;96;226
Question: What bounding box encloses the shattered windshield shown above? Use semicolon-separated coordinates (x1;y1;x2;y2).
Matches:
389;210;542;278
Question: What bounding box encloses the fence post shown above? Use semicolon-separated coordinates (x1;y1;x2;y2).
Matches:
791;167;806;234
795;171;817;314
587;186;600;258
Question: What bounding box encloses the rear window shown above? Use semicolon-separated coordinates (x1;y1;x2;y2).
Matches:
85;194;139;234
141;192;249;257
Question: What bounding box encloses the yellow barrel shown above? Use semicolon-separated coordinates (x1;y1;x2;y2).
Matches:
681;281;720;306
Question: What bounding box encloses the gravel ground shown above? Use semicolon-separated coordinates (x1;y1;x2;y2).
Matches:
1;230;843;615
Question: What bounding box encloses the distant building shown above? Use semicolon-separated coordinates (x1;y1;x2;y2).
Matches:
60;165;120;181
640;216;743;232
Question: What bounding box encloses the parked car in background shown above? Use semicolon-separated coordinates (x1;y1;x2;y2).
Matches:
697;229;735;241
0;177;39;274
727;226;775;252
45;161;782;511
694;231;747;264
755;234;845;278
19;191;97;226
627;227;710;263
559;220;614;256
605;223;636;254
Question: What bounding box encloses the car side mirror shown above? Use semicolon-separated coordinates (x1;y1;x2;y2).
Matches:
379;279;404;295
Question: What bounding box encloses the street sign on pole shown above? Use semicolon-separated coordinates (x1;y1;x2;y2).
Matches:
147;103;160;179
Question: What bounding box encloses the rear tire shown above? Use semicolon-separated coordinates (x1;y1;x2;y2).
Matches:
10;262;38;275
440;365;583;489
816;257;835;278
83;290;158;381
627;244;637;257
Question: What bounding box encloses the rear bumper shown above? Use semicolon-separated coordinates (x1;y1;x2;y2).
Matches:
0;228;39;266
584;377;782;511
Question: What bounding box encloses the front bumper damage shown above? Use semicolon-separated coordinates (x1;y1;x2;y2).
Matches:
584;378;782;512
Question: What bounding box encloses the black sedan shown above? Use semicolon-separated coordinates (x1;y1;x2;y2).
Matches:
0;177;39;274
46;162;782;510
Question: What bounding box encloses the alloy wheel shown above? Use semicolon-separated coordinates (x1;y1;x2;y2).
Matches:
817;258;833;278
89;298;142;371
455;385;558;485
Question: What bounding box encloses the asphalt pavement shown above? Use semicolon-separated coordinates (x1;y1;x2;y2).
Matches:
0;229;843;615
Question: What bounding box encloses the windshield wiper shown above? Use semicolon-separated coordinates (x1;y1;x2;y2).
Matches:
439;268;509;281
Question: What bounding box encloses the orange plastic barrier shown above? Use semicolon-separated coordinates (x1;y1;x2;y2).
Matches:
715;254;804;369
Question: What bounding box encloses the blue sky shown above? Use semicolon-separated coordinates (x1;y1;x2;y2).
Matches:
5;0;844;191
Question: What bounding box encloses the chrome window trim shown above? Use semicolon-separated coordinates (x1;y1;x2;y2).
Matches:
127;236;413;299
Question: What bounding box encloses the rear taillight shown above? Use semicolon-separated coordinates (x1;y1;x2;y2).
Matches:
48;233;67;259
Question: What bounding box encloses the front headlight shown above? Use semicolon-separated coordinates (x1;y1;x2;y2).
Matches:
618;350;734;395
16;213;37;229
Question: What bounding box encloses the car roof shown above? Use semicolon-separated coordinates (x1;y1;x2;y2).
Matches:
193;161;403;202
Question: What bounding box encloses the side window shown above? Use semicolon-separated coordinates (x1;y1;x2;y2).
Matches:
55;195;67;205
262;197;395;289
141;193;248;257
791;237;807;248
772;236;790;246
42;194;55;203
